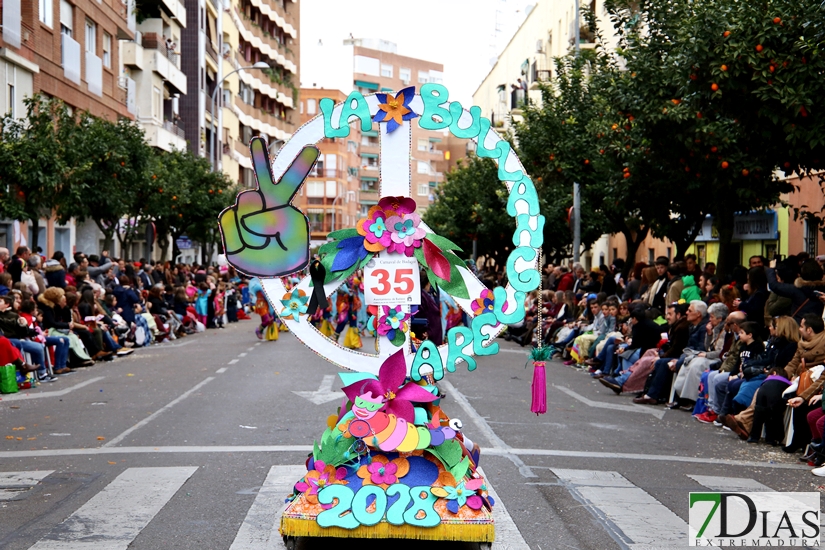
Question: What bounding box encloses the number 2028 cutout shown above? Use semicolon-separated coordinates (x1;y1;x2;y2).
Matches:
364;257;421;306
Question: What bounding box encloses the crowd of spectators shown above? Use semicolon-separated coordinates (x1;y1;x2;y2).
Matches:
0;246;246;389
510;253;825;476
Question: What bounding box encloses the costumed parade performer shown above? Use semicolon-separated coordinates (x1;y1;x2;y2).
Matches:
217;83;544;546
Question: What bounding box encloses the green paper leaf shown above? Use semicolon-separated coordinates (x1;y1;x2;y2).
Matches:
437;263;470;299
426;439;464;469
442;250;466;270
327;228;359;241
318;241;339;257
425;233;464;253
449;456;471;481
313;427;355;467
390;329;406;347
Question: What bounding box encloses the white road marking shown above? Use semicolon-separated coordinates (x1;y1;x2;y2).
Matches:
0;377;105;401
441;379;536;478
0;470;53;500
29;467;197;550
229;465;305;550
688;474;770;492
552;468;688;549
553;384;666;420
247;347;255;351
238;353;247;357
291;375;345;405
229;359;239;365
476;467;530;550
102;377;215;448
216;367;228;374
496;348;529;355
0;446;807;471
254;343;261;347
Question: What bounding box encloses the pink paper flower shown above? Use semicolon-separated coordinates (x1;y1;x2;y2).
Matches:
385;213;426;256
356;455;410;488
294;460;348;506
471;289;496;316
378;196;417;216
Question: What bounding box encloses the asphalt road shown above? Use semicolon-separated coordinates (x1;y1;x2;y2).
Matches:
0;320;820;549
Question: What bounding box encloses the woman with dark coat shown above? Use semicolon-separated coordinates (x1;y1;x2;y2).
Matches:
112;276;142;325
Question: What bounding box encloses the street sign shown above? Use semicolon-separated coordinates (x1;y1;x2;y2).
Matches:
364;256;421;306
176;236;193;250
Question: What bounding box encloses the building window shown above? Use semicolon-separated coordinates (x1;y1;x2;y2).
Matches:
299;101;303;114
60;0;73;36
85;20;96;53
399;67;411;83
305;181;324;197
7;83;14;118
418;70;429;84
417;138;428;152
380;64;393;78
805;219;818;256
417;184;429;196
648;248;654;264
153;86;162;119
417;161;430;174
306;98;316;115
102;32;111;68
40;0;54;27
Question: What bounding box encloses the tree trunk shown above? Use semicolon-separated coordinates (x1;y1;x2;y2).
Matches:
672;218;705;261
621;226;649;279
29;217;39;251
94;219;115;254
714;205;736;278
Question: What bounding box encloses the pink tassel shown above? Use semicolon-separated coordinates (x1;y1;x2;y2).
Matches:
531;361;547;415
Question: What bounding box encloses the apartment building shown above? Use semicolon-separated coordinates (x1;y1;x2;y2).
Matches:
348;39;446;215
295;88;360;246
179;0;299;186
0;0;137;257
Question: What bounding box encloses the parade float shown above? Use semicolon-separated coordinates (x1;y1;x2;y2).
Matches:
218;83;544;547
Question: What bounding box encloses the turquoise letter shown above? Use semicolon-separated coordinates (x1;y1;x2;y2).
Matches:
320;92;372;138
506;175;541;216
448;104;482;139
493;287;526;325
507;247;541;292
446;326;477;372
419;83;452;130
471;312;499;356
411;339;444;381
512;213;545;248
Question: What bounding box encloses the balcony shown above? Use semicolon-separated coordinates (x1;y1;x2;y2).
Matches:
233;99;293;142
232;10;295;75
159;0;187;26
85;51;103;97
118;76;137;115
61;34;81;85
142;37;186;94
308;168;347;179
141;120;186;152
121;41;144;69
247;0;297;39
2;0;21;48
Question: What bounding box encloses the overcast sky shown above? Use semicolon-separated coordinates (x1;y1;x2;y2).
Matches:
299;0;534;105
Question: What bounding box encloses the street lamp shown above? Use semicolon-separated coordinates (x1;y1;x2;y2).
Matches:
210;61;270;171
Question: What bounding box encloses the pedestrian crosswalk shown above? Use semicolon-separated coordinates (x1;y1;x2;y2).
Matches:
4;465;528;550
1;466;813;549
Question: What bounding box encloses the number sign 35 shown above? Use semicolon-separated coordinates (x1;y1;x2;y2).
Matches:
317;484;440;529
364;257;421;306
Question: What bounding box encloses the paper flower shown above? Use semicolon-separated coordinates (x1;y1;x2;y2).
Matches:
341;349;438;423
373;87;419;133
357;455;410;487
295;460;348;505
431;477;485;514
356;205;393;252
279;288;308;321
386;213;426;256
378;196;417;216
471;289;496;316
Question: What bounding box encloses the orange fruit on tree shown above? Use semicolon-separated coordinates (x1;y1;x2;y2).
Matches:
710;146;718;153
671;99;681;105
773;17;781;24
721;161;729;169
611;124;618;130
584;159;590;165
599;149;605;154
711;83;719;91
720;65;727;71
769;65;775;73
742;169;749;176
723;30;731;37
623;172;631;179
756;44;763;52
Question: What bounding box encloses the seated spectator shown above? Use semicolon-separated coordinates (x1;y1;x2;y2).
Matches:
38;287;94;368
634;300;709;406
44;252;67;288
593;305;661;381
0;272;12;296
738;267;770;336
782;314;825;452
672;302;730;407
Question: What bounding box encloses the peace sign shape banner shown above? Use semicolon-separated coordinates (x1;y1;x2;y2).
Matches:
218;85;545;542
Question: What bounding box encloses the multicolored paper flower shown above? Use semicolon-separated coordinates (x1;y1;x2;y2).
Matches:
471;288;496;316
295;460;348;505
386;213;426;256
356;455;410;488
431;477;485;514
341;349;438;423
356;205;394;252
279;288;308;321
372;86;419;133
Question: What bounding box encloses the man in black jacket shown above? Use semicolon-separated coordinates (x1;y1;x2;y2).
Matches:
599;306;666;392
